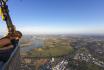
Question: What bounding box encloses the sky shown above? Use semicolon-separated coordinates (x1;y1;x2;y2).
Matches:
0;0;104;35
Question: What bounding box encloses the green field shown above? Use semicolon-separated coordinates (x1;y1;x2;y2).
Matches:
27;46;74;57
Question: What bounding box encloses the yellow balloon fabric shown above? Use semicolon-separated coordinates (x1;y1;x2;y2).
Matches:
0;7;5;21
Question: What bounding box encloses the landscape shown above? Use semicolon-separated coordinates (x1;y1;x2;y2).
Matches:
0;0;104;70
20;34;104;70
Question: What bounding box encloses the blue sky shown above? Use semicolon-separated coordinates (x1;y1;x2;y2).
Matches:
0;0;104;34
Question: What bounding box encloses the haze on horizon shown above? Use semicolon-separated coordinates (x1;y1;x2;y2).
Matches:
0;0;104;35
